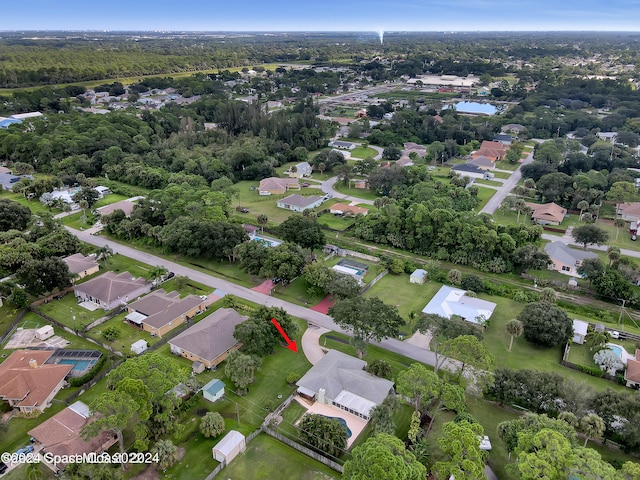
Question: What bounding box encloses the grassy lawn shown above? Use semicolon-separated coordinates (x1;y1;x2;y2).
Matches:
473;178;503;187
61;210;95;230
99;253;155;279
363;274;442;335
492;170;512;180
479;293;627;392
494;160;520;171
36;293;111;330
332;182;380;201
317;212;356;231
597;220;640;252
85;311;159;352
0;190;59;216
0;304;25;342
349;146;377;159
273;277;326;307
221;433;341;480
475;186;496;210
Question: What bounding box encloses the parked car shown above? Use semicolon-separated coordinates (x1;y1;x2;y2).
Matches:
236;206;249;213
301;182;311;187
272;277;281;284
610;331;620;339
167;272;175;279
0;461;7;474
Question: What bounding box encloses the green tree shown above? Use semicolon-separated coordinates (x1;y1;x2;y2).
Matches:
505;319;523;352
539;287;557;303
95;245;113;265
277;215;325;249
434;421;487;480
200;412;225;438
101;325;120;341
256;213;268;232
577;257;605;287
579;413;605;447
343;433;426;480
260;243;306;284
329;297;404;358
0;199;31;232
364;359;393;380
302;260;335;296
396;363;441;412
151;439;178;471
447;268;462;286
370;395;398;435
614;218;627;241
444;335;494;380
146;265;168;284
584;330;610;351
61;462;123;480
73;187;99;208
382;146;402;160
517;301;573;347
512;428;575;480
9;288;29;308
577;200;590;220
234;306;298;356
512;244;551;272
326;274;361;300
607;181;639;219
298;414;348;457
224;350;261;395
16;257;72;295
571;224;609;249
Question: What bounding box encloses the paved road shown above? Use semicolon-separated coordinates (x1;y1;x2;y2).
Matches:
479;151;533;215
65;227;452;369
320;176;374;205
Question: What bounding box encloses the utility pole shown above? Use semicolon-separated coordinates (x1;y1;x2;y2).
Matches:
235;402;240;428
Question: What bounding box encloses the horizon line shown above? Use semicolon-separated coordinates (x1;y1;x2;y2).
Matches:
1;29;640;34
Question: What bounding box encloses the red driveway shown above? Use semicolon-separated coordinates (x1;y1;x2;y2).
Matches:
310;295;335;314
252;280;275;295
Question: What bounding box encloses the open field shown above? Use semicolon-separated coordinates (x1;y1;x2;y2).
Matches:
332;181;380;201
373;90;457;100
317;211;356;231
475;186;496;210
221;433;341;480
349;146;377;159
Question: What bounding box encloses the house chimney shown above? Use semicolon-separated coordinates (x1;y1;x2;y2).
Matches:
29;358;38;369
318;388;326;404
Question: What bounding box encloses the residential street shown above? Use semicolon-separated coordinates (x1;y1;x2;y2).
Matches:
65;227;454;370
541;232;640;260
479;150;534;215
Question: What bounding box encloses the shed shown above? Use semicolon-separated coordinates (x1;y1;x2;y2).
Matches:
203;379;225;403
410;269;427;285
131;339;148;355
35;325;54;341
212;430;245;464
192;361;205;374
572;319;589;345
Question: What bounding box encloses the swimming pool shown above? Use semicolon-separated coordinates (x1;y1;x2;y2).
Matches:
608;345;623;358
606;343;630;365
321;415;352;438
252;235;283;248
58;359;94;373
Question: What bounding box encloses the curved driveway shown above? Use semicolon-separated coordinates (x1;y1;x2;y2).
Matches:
320;176;374;205
66;227;455;370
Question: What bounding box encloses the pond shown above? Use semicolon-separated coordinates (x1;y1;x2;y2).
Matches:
447;101;501;115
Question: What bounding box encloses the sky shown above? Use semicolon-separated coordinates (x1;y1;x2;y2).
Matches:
1;0;640;32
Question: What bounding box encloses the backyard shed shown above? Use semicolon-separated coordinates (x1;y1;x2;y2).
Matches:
203;379;225;403
572;320;589;345
192;361;205;374
35;325;54;341
410;269;427;285
130;339;148;355
212;430;245;464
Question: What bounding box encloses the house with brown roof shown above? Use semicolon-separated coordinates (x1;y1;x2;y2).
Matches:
0;350;73;413
73;271;151;310
62;253;99;280
258;177;300;196
29;401;117;470
169;308;248;370
625;349;640;388
95;199;136;218
501;123;526;134
403;142;427;157
617;202;640;222
467;155;495;170
526;202;567;225
472;141;508;162
330;203;368;216
125;289;206;338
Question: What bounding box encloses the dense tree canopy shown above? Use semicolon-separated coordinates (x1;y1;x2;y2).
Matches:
0;199;31;232
517;301;573;347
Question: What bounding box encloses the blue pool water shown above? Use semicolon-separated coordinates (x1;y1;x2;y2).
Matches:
607;344;624;359
59;359;93;372
447;101;499;115
252;235;283;248
322;416;352;438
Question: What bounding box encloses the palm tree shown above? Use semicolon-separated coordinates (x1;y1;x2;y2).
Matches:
539;287;556;303
607;246;621;266
614;218;626;241
96;245;113;265
146;265;168;285
514;198;526;223
505;319;523;352
79;199;89;218
257;214;268;232
577;200;590;221
26;463;42;480
318;162;327;177
290;165;298;177
580;413;605;447
584;330;610;352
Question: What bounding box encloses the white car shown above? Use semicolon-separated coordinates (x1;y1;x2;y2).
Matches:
610;331;620;339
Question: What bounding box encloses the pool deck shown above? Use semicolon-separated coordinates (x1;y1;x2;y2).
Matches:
606;343;632;364
293;397;368;448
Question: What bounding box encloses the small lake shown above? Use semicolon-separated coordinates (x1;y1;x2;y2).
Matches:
447;101;500;115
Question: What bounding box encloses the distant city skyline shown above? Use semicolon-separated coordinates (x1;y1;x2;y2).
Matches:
2;0;639;32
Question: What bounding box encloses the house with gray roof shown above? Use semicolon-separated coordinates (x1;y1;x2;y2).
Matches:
296;349;394;420
0;173;33;191
126;289;205;338
287;162;313;178
467;155;495;170
62;253;99;280
422;285;496;325
544;241;598;277
169;308;248;370
329;140;357;150
73;271;151;310
277;194;324;212
451;163;485;179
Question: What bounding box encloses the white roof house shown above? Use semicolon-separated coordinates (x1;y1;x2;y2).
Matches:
131;339;148;355
296;350;394;420
422;285;496;325
212;430;246;464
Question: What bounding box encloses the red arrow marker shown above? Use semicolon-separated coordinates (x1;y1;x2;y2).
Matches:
271;318;298;353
